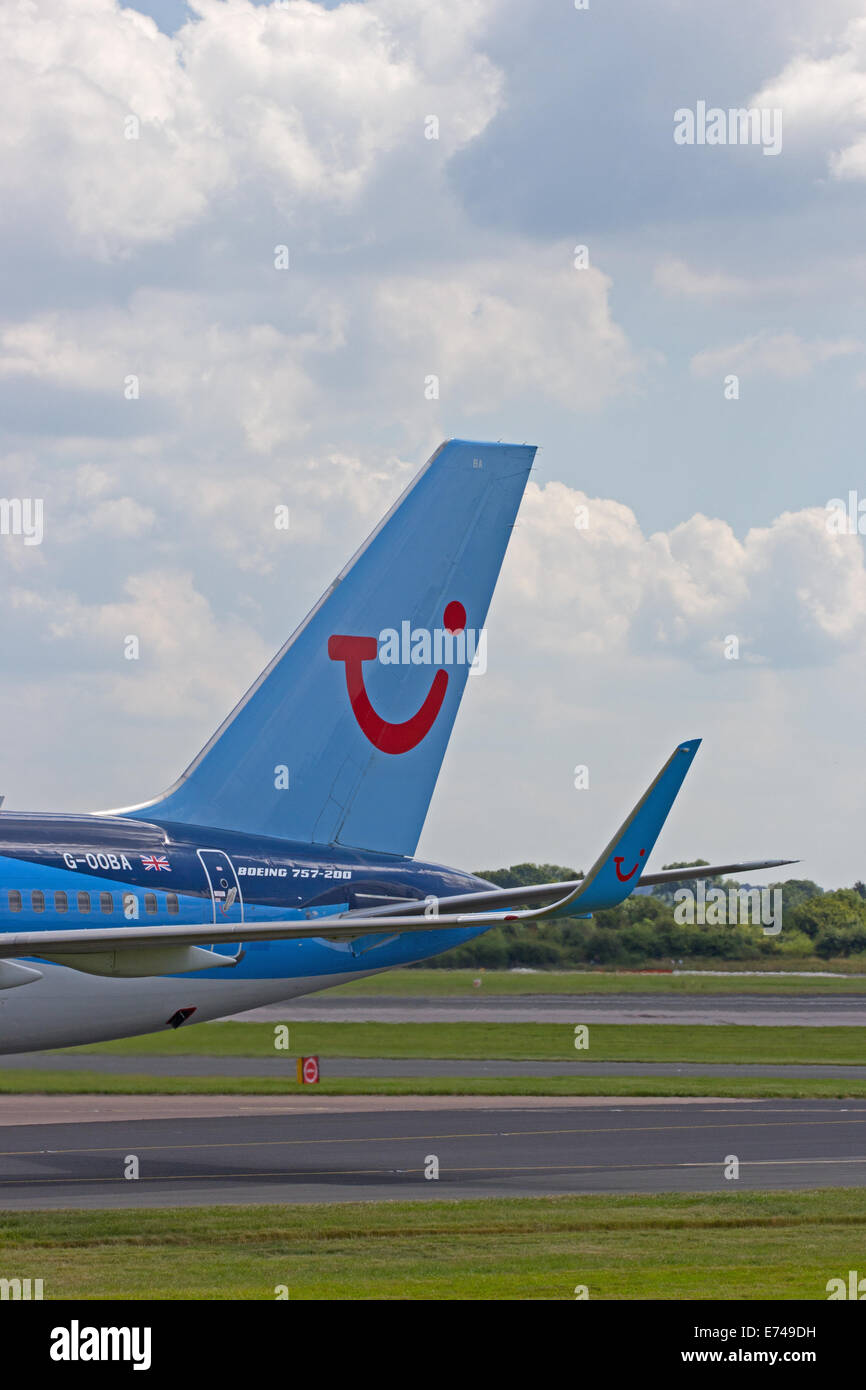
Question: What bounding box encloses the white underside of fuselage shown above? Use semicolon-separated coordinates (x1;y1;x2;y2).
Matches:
0;963;381;1054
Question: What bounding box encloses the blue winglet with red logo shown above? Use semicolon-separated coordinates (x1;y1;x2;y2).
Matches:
536;739;702;916
116;441;536;856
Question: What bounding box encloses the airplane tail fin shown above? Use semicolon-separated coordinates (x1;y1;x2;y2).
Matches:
117;440;536;856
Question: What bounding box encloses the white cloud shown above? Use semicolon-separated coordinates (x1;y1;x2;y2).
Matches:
12;567;271;721
373;251;638;413
0;245;640;458
690;331;862;380
0;291;328;453
498;480;866;667
653;258;752;300
752;15;866;179
426;476;866;885
0;0;503;256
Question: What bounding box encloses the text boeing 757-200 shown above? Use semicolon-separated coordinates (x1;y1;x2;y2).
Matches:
0;441;793;1052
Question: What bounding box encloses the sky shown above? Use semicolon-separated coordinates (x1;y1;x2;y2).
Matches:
1;0;866;886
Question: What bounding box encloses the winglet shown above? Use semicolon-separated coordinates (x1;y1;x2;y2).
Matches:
514;739;702;920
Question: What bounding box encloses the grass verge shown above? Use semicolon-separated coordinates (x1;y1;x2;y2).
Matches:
56;1021;866;1064
0;1189;860;1299
4;1072;866;1097
327;968;866;996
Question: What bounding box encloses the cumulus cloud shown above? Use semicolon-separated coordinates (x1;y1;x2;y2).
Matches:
372;251;638;413
0;0;503;256
0;248;637;457
498;480;866;668
0;290;337;452
6;567;271;720
752;15;866;180
0;0;643;532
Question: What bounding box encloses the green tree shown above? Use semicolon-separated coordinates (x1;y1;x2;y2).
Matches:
787;889;866;941
418;864;838;969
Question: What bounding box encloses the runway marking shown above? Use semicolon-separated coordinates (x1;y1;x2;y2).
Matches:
3;1113;866;1158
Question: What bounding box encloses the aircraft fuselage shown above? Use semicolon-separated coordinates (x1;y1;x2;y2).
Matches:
0;812;492;1053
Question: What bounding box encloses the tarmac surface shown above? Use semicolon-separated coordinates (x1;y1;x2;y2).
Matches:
226;993;866;1027
1;1098;865;1208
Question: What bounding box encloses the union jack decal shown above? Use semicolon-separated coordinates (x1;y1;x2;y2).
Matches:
140;854;170;872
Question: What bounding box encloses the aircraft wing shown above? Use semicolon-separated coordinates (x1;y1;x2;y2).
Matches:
0;738;796;978
346;858;798;921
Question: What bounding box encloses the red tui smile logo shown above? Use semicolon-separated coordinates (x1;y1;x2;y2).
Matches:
614;849;646;882
329;601;466;754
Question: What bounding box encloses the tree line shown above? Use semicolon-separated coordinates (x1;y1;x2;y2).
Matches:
425;862;866;969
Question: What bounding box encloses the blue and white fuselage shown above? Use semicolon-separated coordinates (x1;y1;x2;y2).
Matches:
0;812;491;1051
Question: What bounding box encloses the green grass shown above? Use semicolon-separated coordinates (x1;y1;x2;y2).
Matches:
0;1190;861;1299
56;1021;866;1064
5;1071;866;1098
327;968;866;995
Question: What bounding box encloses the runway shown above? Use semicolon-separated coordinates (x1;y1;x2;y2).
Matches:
227;993;866;1026
2;1098;865;1208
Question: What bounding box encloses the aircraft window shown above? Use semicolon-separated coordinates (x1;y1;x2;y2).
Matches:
8;890;22;912
55;890;68;913
32;889;45;913
100;892;113;914
144;893;157;914
166;893;179;915
78;891;91;913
